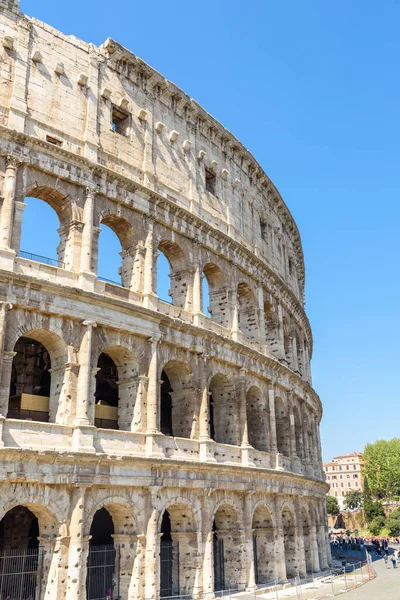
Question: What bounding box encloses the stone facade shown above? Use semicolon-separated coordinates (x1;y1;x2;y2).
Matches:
0;1;330;598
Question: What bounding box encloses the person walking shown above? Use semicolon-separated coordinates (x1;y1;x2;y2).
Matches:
391;551;397;568
384;554;390;569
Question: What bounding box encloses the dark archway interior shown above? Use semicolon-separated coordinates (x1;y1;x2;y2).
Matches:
89;508;114;546
160;371;173;436
160;510;173;597
213;519;225;592
209;393;215;440
95;353;119;407
9;337;51;421
0;506;39;551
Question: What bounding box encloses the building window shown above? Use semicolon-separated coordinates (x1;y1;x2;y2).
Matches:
111;106;130;136
346;465;349;470
353;474;358;478
341;483;344;487
353;465;356;470
347;474;350;478
46;135;62;147
340;475;343;479
332;466;335;471
205;168;217;195
339;466;342;471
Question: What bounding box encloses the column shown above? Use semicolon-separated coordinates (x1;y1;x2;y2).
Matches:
201;494;214;599
231;289;240;341
83;48;100;162
291;335;299;372
0;156;20;268
0;302;12;437
8;18;30;131
287;391;297;459
310;524;320;572
243;494;255;590
268;383;277;453
72;320;96;452
273;499;286;582
295;503;307;578
238;368;253;466
198;354;216;462
321;501;332;567
39;534;68;599
257;287;266;348
66;486;89;599
143;216;158;309
112;533;140;599
146;336;164;457
277;304;286;361
79;186;96;290
144;488;161;600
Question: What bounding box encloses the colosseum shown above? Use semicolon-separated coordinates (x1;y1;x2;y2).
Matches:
0;1;330;598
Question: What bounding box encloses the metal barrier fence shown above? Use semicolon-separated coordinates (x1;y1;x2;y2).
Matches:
0;547;43;600
18;250;65;269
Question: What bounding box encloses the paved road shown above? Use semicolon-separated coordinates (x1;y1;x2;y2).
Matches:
345;552;400;599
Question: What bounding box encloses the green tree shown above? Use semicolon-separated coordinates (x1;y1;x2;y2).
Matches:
364;499;385;523
343;490;363;510
369;515;386;536
363;439;400;499
327;496;340;516
386;508;400;536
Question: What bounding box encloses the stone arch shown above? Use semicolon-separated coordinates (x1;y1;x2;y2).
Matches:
301;507;312;574
246;386;269;452
0;501;60;543
209;373;239;446
213;503;245;592
96;211;136;288
281;505;297;579
252;504;275;585
264;299;280;356
9;328;69;424
20;184;77;270
158;240;191;309
237;282;258;340
158;501;198;597
203;262;229;327
274;396;290;456
95;344;140;431
160;360;196;438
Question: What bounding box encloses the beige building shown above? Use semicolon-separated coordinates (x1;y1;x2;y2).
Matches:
323;453;364;507
0;1;330;598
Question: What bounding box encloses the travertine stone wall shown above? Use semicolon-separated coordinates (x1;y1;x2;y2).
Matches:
0;2;330;598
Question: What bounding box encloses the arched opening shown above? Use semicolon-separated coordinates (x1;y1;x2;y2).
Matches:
202;275;211;317
209;374;239;446
213;505;244;592
237;283;258;340
203;263;228;327
20;197;62;267
86;508;116;600
94;346;139;432
157;240;190;309
274;397;290;456
282;507;297;580
264;300;280;356
246;386;268;452
252;505;275;585
0;506;40;598
294;331;303;375
301;509;312;574
97;214;136;289
19;185;74;269
293;406;304;460
160;361;195;439
159;504;197;597
95;353;119;430
8;330;68;423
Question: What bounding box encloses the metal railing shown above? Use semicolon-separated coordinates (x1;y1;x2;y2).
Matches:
98;275;122;286
18;250;65;269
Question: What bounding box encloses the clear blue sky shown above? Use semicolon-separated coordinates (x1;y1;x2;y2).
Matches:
20;0;400;461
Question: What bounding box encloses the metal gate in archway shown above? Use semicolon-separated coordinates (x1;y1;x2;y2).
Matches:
213;536;225;592
0;547;43;599
86;544;120;600
253;535;259;585
160;539;180;597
